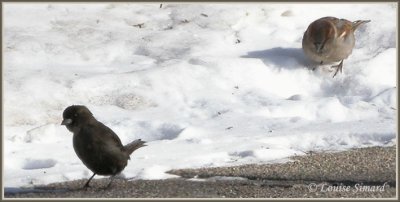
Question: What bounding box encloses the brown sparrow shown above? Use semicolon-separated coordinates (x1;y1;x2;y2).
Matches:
302;17;370;77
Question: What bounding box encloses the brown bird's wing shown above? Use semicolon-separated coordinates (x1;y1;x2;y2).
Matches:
335;18;353;39
314;17;352;39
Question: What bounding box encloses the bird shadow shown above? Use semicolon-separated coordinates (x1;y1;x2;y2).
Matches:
4;186;70;195
241;47;313;70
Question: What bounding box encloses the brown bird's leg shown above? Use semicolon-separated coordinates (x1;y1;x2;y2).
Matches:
331;60;344;78
313;61;323;71
83;173;96;188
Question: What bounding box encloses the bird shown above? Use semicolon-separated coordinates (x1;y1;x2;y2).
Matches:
61;105;146;188
302;16;370;77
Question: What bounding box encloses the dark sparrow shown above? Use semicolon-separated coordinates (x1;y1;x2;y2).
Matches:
61;105;146;188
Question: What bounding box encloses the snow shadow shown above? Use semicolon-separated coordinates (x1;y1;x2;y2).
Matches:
241;47;311;69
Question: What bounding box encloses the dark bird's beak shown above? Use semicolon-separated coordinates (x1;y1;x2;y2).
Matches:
61;119;72;125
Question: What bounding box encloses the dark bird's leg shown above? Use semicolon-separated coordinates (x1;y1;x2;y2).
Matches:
331;60;344;78
83;173;96;188
105;175;116;189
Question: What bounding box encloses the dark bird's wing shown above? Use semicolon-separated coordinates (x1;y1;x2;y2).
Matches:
94;121;125;149
75;122;129;175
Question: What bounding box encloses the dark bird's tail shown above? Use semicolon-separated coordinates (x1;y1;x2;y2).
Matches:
124;139;147;156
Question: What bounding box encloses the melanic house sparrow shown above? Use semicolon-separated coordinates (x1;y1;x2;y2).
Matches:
61;105;146;188
302;16;370;77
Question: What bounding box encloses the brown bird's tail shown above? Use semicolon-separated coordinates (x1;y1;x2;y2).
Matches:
124;139;147;156
352;20;371;31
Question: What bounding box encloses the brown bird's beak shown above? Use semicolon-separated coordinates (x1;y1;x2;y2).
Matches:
61;119;72;125
314;42;323;53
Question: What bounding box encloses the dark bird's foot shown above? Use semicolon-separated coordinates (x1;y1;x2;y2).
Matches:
331;60;344;78
82;184;90;190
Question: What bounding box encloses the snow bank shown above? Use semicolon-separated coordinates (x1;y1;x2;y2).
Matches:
4;3;396;188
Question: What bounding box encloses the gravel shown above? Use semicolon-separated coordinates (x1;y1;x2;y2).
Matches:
168;146;396;185
5;146;396;198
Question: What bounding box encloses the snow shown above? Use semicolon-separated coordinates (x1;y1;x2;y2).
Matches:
3;3;397;188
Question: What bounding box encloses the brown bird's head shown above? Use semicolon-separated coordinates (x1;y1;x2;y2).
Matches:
61;105;94;132
307;18;336;54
